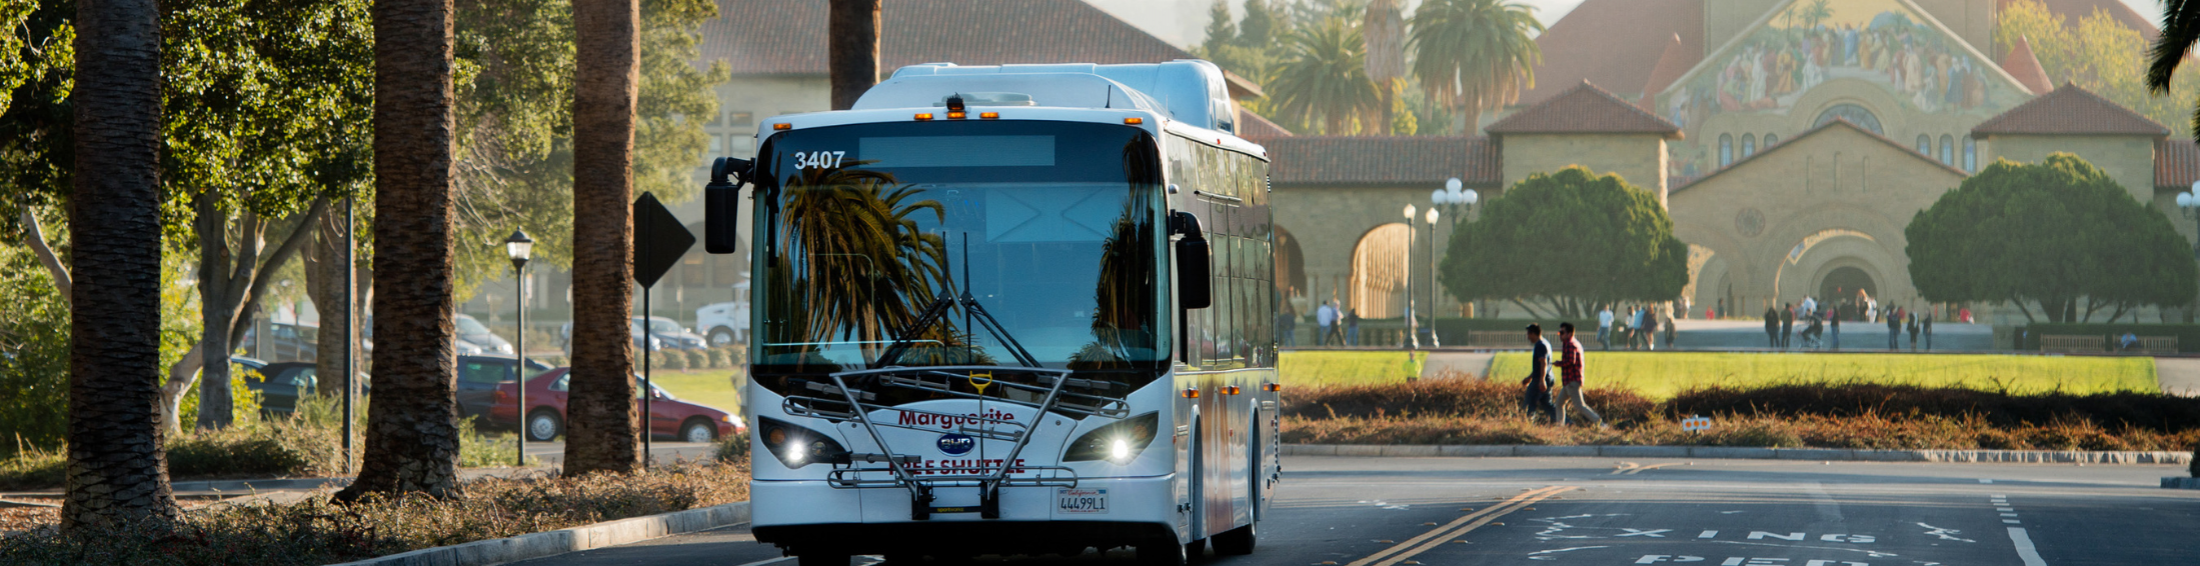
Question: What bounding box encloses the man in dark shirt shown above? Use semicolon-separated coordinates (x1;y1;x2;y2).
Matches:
1550;323;1604;427
1886;306;1901;349
1763;306;1779;348
1780;303;1795;350
1520;324;1558;423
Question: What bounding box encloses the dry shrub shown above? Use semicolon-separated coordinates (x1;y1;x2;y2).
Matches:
1285;370;1657;424
0;460;751;566
1666;381;2200;433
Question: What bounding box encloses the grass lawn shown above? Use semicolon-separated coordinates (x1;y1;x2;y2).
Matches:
1280;351;1425;387
1485;352;2159;399
647;369;744;416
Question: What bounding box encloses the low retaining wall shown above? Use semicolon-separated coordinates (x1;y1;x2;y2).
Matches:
326;501;751;566
1282;444;2192;464
2166;477;2200;489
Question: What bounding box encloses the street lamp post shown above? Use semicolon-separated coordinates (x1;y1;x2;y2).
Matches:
1430;178;1478;316
1403;204;1419;350
505;229;534;467
1423;206;1440;346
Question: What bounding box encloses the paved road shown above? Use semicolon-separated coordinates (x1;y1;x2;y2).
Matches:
513;455;2199;565
2155;358;2200;397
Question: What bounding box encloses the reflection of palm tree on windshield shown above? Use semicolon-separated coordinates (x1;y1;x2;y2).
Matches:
776;164;952;362
1070;139;1162;369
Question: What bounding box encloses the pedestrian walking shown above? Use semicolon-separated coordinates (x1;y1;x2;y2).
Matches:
1763;306;1780;348
1520;324;1559;423
1633;307;1649;349
1550;323;1605;427
1641;306;1658;351
1923;313;1933;350
1278;308;1297;347
1780;304;1795;350
1885;306;1900;349
1315;302;1336;346
1830;315;1840;350
1597;305;1614;350
1662;309;1676;349
1344;308;1360;346
1906;312;1920;351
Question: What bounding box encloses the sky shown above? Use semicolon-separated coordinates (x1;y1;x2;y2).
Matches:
1081;0;2168;49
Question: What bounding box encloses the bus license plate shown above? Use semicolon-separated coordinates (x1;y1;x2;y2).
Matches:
1057;488;1108;514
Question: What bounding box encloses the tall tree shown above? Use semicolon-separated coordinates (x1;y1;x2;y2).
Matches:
1906;154;2196;323
337;0;463;500
1267;16;1381;135
2007;0;2198;136
1438;166;1687;318
564;0;641;476
1362;0;1406;134
2147;0;2200;133
63;0;179;529
828;0;879;111
1408;0;1541;133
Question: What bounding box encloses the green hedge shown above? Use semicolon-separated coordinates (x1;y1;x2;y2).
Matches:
2019;323;2200;353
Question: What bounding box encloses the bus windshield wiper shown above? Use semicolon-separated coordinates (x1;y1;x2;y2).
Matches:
871;289;1040;369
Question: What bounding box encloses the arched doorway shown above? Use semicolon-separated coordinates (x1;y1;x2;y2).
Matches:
1818;265;1876;304
1349;223;1412;318
1274;226;1307;311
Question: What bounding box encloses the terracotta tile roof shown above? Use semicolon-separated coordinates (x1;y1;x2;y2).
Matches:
1485;81;1683;137
2157;139;2200;189
1640;33;1694;97
1520;0;1704;103
1998;0;2157;42
1676;118;1967;193
1263;136;1499;187
2001;35;2054;95
1238;111;1293;139
1970;83;2170;137
698;0;1261;97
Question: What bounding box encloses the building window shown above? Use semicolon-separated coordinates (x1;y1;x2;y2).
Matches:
1939;135;1954;165
709;135;723;154
1963;137;1977;172
728;111;754;127
1764;133;1778;147
1742;134;1756;158
1916;135;1930;155
1719;134;1734;167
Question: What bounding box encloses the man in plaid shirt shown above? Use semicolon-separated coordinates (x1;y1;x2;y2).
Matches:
1551;322;1605;427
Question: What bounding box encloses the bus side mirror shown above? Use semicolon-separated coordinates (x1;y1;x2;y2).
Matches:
1172;211;1211;309
705;157;751;254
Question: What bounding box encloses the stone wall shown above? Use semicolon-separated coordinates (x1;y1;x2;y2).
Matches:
1499;133;1670;206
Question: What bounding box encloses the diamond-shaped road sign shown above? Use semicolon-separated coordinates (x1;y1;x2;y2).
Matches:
633;192;695;289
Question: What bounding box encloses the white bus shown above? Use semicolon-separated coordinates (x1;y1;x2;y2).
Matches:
703;60;1281;565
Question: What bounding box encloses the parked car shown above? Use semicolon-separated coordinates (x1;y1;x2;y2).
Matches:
238;322;319;363
361;313;512;356
694;301;748;347
559;316;709;354
455;354;556;422
231;356;315;416
488;368;742;443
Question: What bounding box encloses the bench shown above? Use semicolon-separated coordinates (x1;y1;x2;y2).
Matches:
2040;334;2179;354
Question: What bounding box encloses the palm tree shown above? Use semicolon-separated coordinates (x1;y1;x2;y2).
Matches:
1268;16;1383;135
563;0;643;477
62;0;180;530
1363;0;1408;134
1409;0;1543;133
335;0;464;501
829;0;880;110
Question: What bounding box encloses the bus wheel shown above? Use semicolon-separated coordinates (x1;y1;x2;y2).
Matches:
795;550;849;566
1213;521;1257;555
1134;539;1186;566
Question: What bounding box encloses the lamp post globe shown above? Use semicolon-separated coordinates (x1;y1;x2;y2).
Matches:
505;229;535;265
1403;203;1416;220
1446;177;1462;193
1462;189;1478;205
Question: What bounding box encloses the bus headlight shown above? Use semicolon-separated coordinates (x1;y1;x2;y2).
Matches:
1064;412;1159;464
758;416;845;468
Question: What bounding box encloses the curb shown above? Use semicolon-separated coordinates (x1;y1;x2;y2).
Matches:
2166;477;2200;490
1282;444;2193;464
324;501;750;566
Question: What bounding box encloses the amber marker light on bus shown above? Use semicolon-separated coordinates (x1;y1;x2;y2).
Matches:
914;113;934;121
1263;383;1281;392
1224;385;1242;396
979;112;999;119
772;123;791;130
1124;117;1144;125
947;111;967;119
1182;388;1199;399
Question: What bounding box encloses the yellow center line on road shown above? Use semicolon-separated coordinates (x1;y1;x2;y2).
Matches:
1344;485;1575;566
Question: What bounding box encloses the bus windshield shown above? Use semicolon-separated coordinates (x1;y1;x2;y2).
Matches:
752;120;1168;378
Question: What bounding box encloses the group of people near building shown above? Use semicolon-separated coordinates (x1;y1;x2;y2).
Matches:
1596;305;1675;351
1306;300;1359;346
1760;296;1934;351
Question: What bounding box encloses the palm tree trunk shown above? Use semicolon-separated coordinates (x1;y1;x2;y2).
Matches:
828;0;880;110
336;0;463;501
565;0;641;477
63;0;178;530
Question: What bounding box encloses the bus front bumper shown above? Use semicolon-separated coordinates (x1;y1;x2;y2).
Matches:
751;474;1178;554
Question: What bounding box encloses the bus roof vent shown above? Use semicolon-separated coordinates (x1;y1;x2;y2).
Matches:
856;60;1239;133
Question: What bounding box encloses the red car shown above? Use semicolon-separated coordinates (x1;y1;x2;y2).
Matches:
490;368;744;443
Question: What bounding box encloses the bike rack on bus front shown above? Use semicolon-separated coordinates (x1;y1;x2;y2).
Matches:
779;365;1131;520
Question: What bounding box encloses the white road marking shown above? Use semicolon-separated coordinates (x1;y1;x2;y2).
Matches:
1804;482;1844;522
1699;530;1719;539
1526;546;1608;560
1999;513;2018;517
2007;527;2049;566
2003;519;2021;524
1707;540;1901;558
1996;508;2013;512
1618;528;1672;537
1916;523;1975;543
1979;479;1993;483
733;557;794;566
